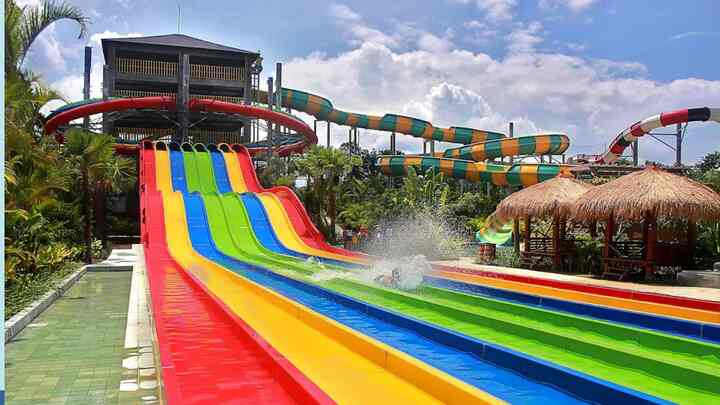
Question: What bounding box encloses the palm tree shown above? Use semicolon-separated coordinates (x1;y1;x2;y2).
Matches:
5;0;88;75
64;129;136;263
296;146;360;241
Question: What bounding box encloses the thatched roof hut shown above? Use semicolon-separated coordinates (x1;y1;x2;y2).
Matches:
573;166;720;222
496;175;594;219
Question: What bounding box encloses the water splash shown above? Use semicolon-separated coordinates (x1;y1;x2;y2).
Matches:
365;207;467;260
359;255;433;291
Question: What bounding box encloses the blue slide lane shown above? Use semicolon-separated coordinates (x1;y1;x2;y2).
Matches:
209;149;232;193
425;276;720;344
239;193;361;268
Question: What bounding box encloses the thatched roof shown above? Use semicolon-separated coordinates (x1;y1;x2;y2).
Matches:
572;166;720;222
496;175;593;219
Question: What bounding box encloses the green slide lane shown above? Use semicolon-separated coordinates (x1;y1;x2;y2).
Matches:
183;149;720;404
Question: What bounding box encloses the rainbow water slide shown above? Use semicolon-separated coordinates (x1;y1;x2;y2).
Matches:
154;140;719;404
47;97;720;403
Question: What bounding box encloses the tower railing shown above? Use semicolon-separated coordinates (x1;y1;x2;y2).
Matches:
116;57;244;81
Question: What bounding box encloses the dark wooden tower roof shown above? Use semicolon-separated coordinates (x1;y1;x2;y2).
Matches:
101;34;259;61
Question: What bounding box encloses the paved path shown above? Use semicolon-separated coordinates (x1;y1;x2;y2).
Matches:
5;249;158;404
434;257;720;303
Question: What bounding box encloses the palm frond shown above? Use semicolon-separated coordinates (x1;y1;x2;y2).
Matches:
17;0;89;69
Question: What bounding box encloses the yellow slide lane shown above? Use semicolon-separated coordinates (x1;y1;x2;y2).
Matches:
154;148;503;404
256;193;366;265
221;148;248;192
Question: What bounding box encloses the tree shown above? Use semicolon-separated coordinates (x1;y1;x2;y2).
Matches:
698;151;720;174
296;146;361;241
5;0;88;75
64;129;136;263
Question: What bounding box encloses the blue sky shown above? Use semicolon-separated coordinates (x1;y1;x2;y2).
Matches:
22;0;720;163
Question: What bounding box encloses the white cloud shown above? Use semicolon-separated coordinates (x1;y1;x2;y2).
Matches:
669;31;719;41
23;24;82;73
14;0;42;7
329;3;361;21
454;0;517;22
327;3;401;48
566;42;586;52
282;32;720;163
42;31;144;116
89;30;143;49
539;0;599;12
462;20;499;46
505;21;544;54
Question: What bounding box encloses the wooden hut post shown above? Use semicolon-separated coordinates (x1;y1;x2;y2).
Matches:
602;213;615;275
687;219;697;266
589;220;597;238
645;211;657;278
552;216;561;268
513;218;520;255
524;215;531;252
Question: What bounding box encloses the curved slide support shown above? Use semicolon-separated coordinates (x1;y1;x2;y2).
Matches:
595;107;720;164
44;96;318;156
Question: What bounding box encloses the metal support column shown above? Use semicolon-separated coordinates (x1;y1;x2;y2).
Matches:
429;140;435;154
242;57;252;140
267;77;274;155
326;121;331;147
423;140;427;155
101;46;115;136
390;131;396;154
82;46;91;130
675;123;682;166
275;63;283;146
176;53;190;143
508;122;514;164
275;63;282;109
632;140;639;166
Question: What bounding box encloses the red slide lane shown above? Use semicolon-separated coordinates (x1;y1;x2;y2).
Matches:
227;143;367;260
435;264;720;312
141;147;334;404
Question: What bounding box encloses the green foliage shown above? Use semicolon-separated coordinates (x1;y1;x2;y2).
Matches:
256;152;297;188
701;169;720;192
5;261;79;320
493;246;522;268
698;151;720;174
5;209;82;281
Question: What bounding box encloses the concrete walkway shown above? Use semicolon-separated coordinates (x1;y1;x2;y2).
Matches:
434;257;720;303
5;248;159;404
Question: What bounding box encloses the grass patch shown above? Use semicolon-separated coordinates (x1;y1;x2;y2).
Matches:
5;262;82;320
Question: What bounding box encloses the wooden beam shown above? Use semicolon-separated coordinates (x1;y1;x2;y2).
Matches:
553;216;561;267
603;214;615;275
524;215;531;251
645;211;657;279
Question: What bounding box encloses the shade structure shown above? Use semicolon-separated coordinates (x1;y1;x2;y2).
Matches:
572;165;720;222
496;175;594;220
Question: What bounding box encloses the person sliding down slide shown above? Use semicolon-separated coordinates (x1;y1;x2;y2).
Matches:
374;267;401;288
